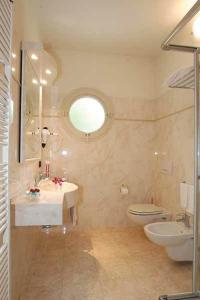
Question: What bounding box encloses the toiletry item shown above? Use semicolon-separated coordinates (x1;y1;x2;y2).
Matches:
45;161;50;178
27;188;40;200
52;177;63;189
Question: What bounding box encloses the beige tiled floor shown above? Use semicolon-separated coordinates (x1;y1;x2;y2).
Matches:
20;227;192;300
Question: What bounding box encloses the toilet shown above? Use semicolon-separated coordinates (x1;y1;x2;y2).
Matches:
127;204;170;226
144;221;193;261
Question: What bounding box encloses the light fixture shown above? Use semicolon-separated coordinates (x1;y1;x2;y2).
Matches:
11;67;16;73
12;53;16;59
31;53;38;60
40;79;47;85
32;78;38;85
45;69;52;75
193;16;200;38
61;150;68;156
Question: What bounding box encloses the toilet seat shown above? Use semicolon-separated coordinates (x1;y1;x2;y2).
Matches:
128;204;164;216
127;203;170;226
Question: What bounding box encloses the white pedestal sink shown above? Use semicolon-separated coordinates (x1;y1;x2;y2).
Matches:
12;180;79;226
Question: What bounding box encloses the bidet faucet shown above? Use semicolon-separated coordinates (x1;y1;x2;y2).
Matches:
176;212;191;228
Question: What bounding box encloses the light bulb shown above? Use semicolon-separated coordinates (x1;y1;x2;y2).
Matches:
31;53;38;60
40;79;47;85
12;67;16;72
32;78;38;85
193;16;200;38
45;69;52;75
61;150;68;156
12;53;16;59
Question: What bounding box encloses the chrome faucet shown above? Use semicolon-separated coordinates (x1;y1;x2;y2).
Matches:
34;173;47;187
176;212;191;228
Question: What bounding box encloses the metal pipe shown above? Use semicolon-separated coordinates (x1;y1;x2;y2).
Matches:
163;44;197;53
193;50;200;293
161;0;200;50
159;292;198;300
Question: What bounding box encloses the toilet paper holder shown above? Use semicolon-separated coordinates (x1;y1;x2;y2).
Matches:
120;184;129;195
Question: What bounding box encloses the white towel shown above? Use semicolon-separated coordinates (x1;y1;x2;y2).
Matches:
186;184;194;215
164;66;194;89
180;182;188;209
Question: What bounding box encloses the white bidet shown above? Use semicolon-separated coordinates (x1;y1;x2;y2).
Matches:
144;221;193;261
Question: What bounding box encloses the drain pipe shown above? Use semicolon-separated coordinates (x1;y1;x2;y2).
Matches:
159;295;198;300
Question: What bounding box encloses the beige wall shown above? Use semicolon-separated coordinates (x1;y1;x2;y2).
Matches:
42;49;156;228
41;48;195;227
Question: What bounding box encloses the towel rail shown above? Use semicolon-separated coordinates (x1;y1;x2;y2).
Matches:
0;0;13;299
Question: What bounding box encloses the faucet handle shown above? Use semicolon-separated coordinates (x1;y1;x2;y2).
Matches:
176;212;191;227
176;212;185;222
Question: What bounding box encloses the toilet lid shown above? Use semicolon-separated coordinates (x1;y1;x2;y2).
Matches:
128;204;164;215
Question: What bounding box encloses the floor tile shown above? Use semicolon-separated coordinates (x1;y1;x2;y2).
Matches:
20;227;192;300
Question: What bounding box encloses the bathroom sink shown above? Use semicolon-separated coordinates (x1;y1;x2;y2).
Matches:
12;180;79;226
38;180;78;193
38;180;78;209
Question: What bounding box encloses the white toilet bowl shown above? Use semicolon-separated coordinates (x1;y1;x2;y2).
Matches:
144;221;193;261
127;204;170;226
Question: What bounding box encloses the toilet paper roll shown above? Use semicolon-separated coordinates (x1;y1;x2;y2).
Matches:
120;184;129;195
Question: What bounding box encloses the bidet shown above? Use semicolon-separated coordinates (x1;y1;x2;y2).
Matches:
144;222;193;261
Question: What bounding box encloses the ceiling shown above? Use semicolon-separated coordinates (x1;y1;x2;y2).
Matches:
22;0;197;57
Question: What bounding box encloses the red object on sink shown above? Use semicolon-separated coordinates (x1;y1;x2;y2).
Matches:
52;177;63;186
